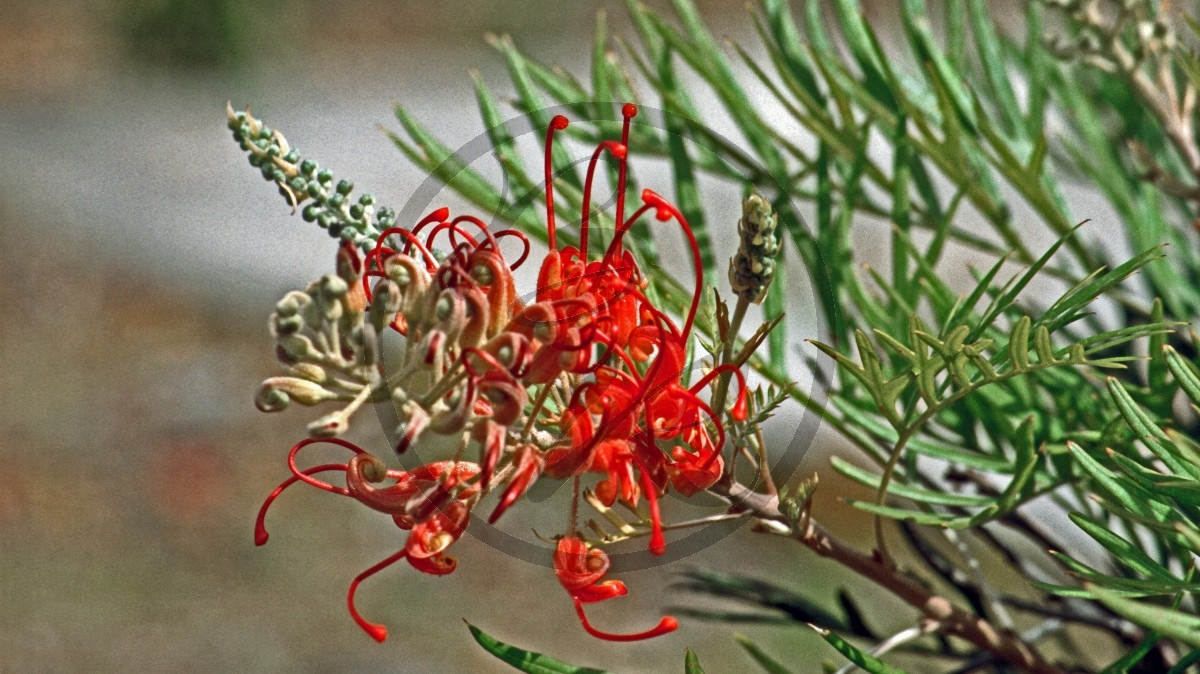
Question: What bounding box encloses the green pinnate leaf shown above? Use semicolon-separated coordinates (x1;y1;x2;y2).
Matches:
467;623;611;674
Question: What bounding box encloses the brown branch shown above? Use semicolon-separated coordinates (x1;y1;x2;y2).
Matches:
711;481;1068;674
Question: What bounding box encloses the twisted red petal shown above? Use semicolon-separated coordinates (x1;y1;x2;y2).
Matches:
574;580;627;603
287;438;366;495
689;363;749;421
572;597;678;642
255;463;348;546
487;446;544;524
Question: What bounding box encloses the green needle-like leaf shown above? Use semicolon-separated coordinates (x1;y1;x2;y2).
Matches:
467;623;611;674
810;626;912;674
735;634;797;674
1090;587;1200;648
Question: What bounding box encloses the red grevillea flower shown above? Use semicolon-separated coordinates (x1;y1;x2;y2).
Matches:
554;536;678;641
532;105;749;555
254;102;753;644
254;438;479;642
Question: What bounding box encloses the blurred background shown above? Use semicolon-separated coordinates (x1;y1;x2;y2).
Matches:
0;1;1040;672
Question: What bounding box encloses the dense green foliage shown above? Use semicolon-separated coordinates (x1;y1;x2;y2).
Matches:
393;1;1200;671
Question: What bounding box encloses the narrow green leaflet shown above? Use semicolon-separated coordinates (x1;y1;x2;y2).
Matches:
1090;587;1200;648
1166;648;1200;674
986;415;1040;516
1033;581;1165;600
390;105;545;237
831;456;992;507
845;499;967;527
734;634;797;674
1164;345;1200;405
1068;512;1177;583
763;248;787;370
658;46;716;286
1107;377;1200;481
1067;442;1177;524
1045;551;1196;596
467;623;611;674
684;648;706;674
489;34;581;190
810;626;912;674
1099;632;1162;674
900;0;977;134
967;0;1023;137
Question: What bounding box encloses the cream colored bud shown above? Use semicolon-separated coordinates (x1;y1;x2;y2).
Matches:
276;334;316;362
275;291;311;318
257;377;337;412
307;411;349;438
286;362;328;382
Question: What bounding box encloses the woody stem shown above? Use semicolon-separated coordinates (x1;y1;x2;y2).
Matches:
708;481;1066;674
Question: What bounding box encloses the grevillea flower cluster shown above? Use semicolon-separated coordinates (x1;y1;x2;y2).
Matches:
234;103;752;643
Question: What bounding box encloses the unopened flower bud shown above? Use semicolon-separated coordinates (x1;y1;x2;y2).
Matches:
393;403;430;455
321;275;349;299
308;411;349;437
286;362;328;383
728;192;779;304
276;334;317;362
275;291;310;317
273;313;303;336
361;322;379;366
256;386;290;413
256;377;338;412
370;279;401;333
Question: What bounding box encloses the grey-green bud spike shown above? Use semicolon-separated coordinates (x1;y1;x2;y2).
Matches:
728;192;779;304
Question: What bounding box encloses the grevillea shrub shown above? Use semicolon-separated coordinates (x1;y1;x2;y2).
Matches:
230;1;1200;672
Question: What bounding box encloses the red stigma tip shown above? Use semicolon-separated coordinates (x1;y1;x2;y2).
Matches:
611;143;627;159
365;625;388;643
254;528;269;546
551;115;569;130
431;206;451;221
622;103;638;118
